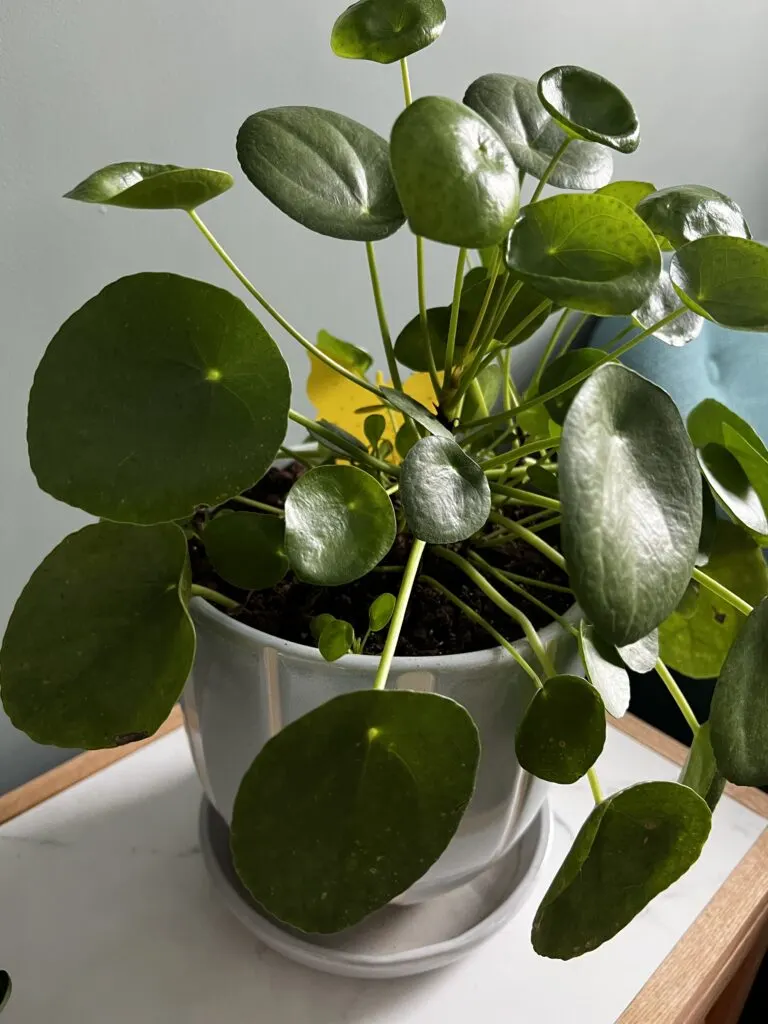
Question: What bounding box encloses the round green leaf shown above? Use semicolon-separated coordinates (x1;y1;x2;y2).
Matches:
331;0;446;64
505;194;661;316
230;689;480;932
670;236;768;330
400;436;491;543
390;96;520;248
369;592;396;631
532;781;711;959
395;307;458;372
537;65;640;154
237;106;404;242
0;971;10;1013
379;387;452;438
680;723;725;812
463;74;613;190
311;613;337;641
395;419;419;458
560;364;702;646
636;185;751;250
0;522;194;749
539;350;605;425
710;598;768;786
616;630;659;674
204;512;289;591
28;273;290;525
689;398;768;464
364;414;387;448
515;675;606;784
284;465;396;585
660;521;768;679
579;624;630;719
317;329;373;376
64;162;234;211
631;270;704;347
597;180;655;208
318;619;355;662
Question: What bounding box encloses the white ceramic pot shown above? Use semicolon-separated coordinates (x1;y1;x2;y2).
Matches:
182;598;580;904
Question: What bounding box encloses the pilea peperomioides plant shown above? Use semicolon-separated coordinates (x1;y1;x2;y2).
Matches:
3;0;768;957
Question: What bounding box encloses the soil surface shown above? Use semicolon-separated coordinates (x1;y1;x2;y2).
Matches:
189;463;571;657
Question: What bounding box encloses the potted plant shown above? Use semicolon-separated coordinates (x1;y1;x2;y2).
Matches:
3;0;768;963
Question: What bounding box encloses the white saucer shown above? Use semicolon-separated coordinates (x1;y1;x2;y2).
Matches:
199;797;552;979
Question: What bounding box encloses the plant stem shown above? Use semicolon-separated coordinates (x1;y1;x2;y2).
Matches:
528;308;570;392
400;57;413;106
190;585;239;611
692;567;754;617
482;436;561;471
587;768;604;805
655;659;700;737
468;378;490;419
416;236;442;397
365;242;402;391
491;483;562;512
421;575;542;687
464;252;503;357
488;510;567;570
188;210;381;400
442;248;468;396
231;495;284;515
469;551;574;632
288;409;399;477
373;539;426;690
529;139;571;203
558;312;590;356
502;348;514;410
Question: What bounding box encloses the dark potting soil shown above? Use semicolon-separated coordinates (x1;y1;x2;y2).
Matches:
189;463;572;657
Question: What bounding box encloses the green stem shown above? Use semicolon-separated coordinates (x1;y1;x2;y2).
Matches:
488;510;567;571
442;247;468;395
482;436;561;471
231;495;284;516
288;409;399;477
421;575;542;687
529;138;571;203
528;308;570;392
400;57;413;106
373;539;426;690
416;236;442;398
467;378;490;419
692;567;754;617
365;242;402;391
190;585;239;611
498;300;552;347
468;551;574;632
188;211;380;400
587;768;604;805
464;252;504;357
491;483;561;512
655;659;700;737
558;312;590;357
601;322;635;352
502;348;514;411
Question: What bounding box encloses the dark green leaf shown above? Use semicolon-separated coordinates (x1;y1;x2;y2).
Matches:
364;414;387;448
560;364;702;646
632;271;704;347
311;613;337;641
204;512;289;591
369;592;396;631
390;96;520;248
532;781;711;959
230;689;479;932
696;486;717;567
28;273;290;525
64;162;233;211
400;436;491;543
688;398;768;465
617;631;659;674
506;194;661;316
515;675;605;783
395;419;419;458
698;445;768;539
237;106;404;241
317;329;373;375
460;363;502;424
463;74;613;190
461;268;553;345
636;185;751;250
0;971;10;1013
670;236;768;330
539;350;605;425
331;0;446;64
318;619;355;662
526;464;559;497
680;723;725;812
579;624;630;719
0;522;194;749
311;419;368;460
284;465;396;585
537;65;640;154
379;387;452;438
710;598;768;786
394;306;460;372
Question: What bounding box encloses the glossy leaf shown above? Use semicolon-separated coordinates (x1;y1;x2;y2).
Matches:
579;624;630;719
670;236;768;330
616;630;659;674
560;364;702;646
539;350;604;425
28;273;290;525
680;723;725;812
317;329;373;376
632;270;704;346
318;619;355;662
506;194;661;316
698;446;768;540
636;185;751;250
379;387;452;438
331;0;446;63
231;689;479;932
204;513;289;591
597;180;655;208
537;65;639;154
710;599;768;786
532;782;711;959
369;592;396;631
284;465;396;585
237;106;404;241
0;523;194;749
390;96;520;248
400;436;491;543
516;675;605;784
64;162;233;211
463;74;613;190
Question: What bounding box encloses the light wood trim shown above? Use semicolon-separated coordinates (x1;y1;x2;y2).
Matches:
706;918;768;1024
0;706;184;826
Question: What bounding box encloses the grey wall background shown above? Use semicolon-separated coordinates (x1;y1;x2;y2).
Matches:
1;0;767;790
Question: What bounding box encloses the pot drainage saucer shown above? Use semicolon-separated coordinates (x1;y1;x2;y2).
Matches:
199;797;551;979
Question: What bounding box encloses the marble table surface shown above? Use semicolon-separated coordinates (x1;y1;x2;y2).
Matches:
0;724;765;1023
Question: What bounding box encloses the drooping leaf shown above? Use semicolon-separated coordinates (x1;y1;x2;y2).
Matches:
463;74;613;190
579;624;630;719
539;349;605;425
379;387;452;437
560;364;702;646
231;689;480;932
0;522;194;749
698;446;768;540
532;781;711;959
369;592;396;631
400;436;491;543
632;270;704;347
680;723;726;812
318;619;356;662
317;329;373;376
64;162;233;211
537;65;640;154
237;106;404;241
28;273;290;525
670;236;768;330
331;0;446;63
526;463;560;497
204;512;289;591
284;465;396;585
617;630;659;674
710;598;768;786
636;185;751;250
390;96;520;248
505;194;661;316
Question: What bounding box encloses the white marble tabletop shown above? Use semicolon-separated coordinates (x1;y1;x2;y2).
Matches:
0;724;764;1023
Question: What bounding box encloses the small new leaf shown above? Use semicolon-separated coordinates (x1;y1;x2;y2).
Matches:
369;593;396;632
318;619;356;662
